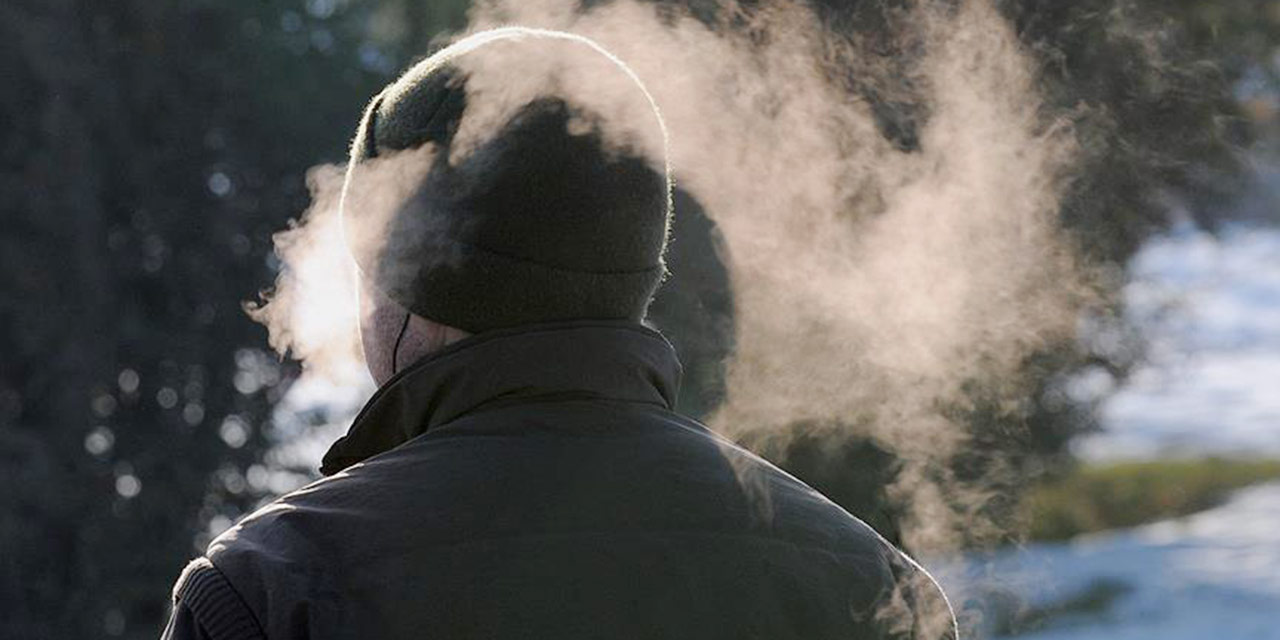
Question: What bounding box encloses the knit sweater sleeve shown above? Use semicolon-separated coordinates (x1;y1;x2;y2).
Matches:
162;558;266;640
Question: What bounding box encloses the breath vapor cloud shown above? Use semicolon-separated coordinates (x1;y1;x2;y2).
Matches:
252;0;1092;568
462;0;1090;555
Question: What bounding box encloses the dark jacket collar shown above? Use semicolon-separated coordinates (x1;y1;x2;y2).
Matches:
320;320;682;476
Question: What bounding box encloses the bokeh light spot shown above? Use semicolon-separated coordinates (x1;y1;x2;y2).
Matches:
84;426;115;457
156;387;179;409
220;416;250;449
183;402;206;426
117;368;140;394
207;171;233;197
115;474;141;499
91;393;118;418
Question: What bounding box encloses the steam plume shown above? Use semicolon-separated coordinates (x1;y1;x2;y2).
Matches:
463;0;1089;553
253;0;1093;563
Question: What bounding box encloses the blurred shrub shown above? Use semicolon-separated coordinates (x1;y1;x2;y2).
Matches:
1026;458;1280;541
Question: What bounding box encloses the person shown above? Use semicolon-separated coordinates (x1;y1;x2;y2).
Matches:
161;28;956;640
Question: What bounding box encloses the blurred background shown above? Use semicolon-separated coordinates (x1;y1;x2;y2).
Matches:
1;0;1278;638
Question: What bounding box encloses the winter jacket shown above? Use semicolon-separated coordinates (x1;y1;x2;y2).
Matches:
161;320;955;640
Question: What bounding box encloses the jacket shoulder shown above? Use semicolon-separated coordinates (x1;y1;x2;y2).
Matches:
201;491;350;637
167;557;266;640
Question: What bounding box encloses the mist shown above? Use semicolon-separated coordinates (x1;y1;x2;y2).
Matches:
252;0;1095;558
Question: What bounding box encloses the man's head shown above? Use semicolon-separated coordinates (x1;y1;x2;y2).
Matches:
340;29;672;383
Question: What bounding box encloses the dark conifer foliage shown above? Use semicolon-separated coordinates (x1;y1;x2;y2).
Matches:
0;0;434;636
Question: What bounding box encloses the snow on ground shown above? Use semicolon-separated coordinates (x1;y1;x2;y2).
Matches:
937;482;1280;639
1074;224;1280;461
935;223;1280;639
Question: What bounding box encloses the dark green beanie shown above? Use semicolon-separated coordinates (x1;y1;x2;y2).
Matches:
340;33;671;334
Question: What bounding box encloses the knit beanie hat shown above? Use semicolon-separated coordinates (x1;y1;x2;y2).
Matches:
340;28;672;334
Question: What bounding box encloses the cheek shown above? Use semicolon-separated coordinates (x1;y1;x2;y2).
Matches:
363;304;393;359
357;282;396;369
356;286;376;360
358;314;378;365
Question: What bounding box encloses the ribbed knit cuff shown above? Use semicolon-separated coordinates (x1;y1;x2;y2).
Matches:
172;558;266;640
